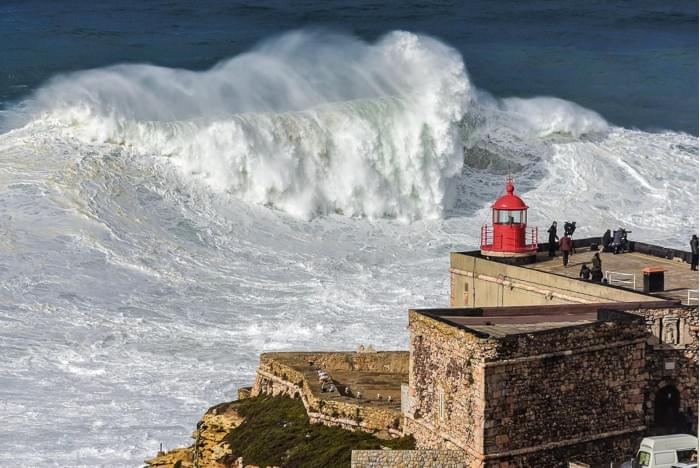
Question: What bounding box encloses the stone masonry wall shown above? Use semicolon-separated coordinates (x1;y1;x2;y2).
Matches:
489;312;648;361
492;432;639;468
406;310;498;456
637;306;699;433
406;309;656;467
482;320;648;459
351;449;469;468
251;353;402;437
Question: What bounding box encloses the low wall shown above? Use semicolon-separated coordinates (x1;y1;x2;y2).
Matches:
351;450;470;468
271;351;409;374
316;434;639;468
252;353;403;437
538;236;691;264
489;431;640;468
450;251;661;307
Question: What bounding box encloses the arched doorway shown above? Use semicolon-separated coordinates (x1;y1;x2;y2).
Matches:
654;385;681;434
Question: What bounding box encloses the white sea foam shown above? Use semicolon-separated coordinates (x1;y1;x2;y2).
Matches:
26;31;471;220
0;30;697;467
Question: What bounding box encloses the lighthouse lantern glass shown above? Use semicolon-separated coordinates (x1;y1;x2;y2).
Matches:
493;209;526;225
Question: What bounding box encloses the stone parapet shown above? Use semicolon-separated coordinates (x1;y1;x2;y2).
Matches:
251;352;404;437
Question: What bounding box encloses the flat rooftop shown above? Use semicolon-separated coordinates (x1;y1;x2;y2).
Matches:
526;249;698;303
443;313;597;337
414;301;677;338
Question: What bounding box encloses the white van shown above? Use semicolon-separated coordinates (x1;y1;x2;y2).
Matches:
635;434;698;468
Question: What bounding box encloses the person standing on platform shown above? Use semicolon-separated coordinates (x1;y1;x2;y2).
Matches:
559;234;573;267
691;234;699;271
591;252;603;282
548;221;559;257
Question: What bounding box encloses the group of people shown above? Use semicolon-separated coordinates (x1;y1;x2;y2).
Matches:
547;221;577;267
548;221;700;279
548;220;604;281
578;253;604;283
600;227;631;254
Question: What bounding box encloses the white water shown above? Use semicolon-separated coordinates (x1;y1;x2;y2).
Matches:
0;31;697;467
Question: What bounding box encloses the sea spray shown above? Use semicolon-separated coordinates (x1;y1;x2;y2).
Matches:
20;30;622;220
27;31;471;219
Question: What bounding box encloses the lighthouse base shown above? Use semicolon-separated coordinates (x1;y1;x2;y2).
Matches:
480;249;537;265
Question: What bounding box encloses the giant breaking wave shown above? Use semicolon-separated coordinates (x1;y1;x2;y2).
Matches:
22;30;609;220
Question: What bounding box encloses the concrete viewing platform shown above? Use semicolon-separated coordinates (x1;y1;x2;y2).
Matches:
528;249;698;304
450;237;697;308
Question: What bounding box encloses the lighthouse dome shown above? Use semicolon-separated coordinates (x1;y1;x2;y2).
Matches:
491;179;528;210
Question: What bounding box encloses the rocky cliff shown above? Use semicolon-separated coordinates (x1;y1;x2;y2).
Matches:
145;395;413;468
145;401;247;468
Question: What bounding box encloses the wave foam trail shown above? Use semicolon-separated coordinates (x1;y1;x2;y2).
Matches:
27;31;472;219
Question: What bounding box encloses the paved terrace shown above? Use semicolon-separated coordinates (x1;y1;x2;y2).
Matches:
526;248;698;304
262;352;406;411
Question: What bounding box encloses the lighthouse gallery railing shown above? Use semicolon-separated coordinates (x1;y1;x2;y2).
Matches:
480;225;538;252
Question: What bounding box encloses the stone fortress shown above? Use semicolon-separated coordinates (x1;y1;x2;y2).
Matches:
148;179;698;468
248;179;698;467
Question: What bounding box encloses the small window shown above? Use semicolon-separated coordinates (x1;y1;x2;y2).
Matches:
677;449;696;462
654;452;675;465
636;451;651;466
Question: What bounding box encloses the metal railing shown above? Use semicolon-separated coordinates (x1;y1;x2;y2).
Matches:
531;226;539;249
605;271;636;290
480;224;490;247
480;225;538;251
687;289;698;305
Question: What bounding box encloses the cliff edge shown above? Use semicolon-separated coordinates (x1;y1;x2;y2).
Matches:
145;395;414;468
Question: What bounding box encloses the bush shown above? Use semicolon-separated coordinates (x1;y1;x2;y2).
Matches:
220;395;415;468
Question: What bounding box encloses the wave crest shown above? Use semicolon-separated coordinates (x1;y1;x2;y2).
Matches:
21;30;612;219
30;31;471;219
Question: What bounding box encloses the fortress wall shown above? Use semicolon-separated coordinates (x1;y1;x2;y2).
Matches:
405;310;498;456
405;309;654;467
449;253;659;308
351;438;638;468
256;351;409;374
482;322;648;458
351;449;472;468
487;312;648;361
251;353;403;437
636;306;699;433
488;434;640;468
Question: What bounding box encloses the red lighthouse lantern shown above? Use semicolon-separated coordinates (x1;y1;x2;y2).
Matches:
480;177;538;264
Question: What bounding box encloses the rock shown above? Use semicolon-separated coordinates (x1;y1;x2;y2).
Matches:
144;447;193;468
145;402;245;468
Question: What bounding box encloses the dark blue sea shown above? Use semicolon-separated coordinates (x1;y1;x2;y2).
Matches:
1;0;698;133
0;2;697;466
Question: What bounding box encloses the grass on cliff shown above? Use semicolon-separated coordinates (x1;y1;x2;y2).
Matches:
219;395;414;468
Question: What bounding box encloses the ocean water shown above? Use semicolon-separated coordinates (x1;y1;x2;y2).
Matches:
0;2;697;467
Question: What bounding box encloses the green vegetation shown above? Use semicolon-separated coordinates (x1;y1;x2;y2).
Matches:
220;395;414;468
